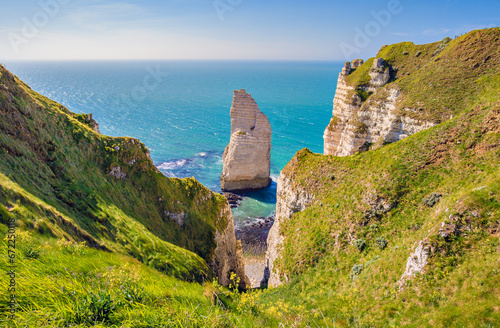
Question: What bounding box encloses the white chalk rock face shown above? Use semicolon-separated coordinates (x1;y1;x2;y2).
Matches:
221;89;271;192
265;172;314;287
323;58;435;156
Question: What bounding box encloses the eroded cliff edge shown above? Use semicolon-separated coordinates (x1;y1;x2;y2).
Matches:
212;202;251;288
265;151;315;287
0;64;247;287
324;57;436;156
268;29;500;291
221;89;271;192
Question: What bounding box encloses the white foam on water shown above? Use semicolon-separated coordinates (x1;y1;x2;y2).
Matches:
157;159;189;170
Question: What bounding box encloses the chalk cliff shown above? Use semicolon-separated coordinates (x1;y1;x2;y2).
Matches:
212;202;251;289
221;89;271;192
265;168;315;287
323;58;435;156
0;63;249;287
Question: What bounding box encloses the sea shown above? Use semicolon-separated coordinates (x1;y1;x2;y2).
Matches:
3;60;343;226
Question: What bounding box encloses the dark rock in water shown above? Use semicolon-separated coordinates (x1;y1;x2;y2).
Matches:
224;192;243;208
264;215;275;223
235;214;276;258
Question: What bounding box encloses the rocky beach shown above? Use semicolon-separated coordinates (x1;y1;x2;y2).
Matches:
235;214;274;288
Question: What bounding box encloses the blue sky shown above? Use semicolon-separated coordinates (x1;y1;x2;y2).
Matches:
0;0;498;61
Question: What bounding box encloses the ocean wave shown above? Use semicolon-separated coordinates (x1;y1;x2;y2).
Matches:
270;174;279;182
157;159;190;170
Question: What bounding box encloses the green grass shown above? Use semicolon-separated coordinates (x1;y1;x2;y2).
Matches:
248;39;500;325
0;171;209;280
346;57;375;87
0;64;231;279
345;28;500;124
2;28;500;327
0;231;279;327
395;29;500;123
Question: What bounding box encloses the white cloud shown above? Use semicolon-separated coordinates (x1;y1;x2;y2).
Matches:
0;27;332;61
63;3;152;31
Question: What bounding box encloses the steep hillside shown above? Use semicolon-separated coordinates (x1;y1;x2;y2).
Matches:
324;28;500;156
0;64;248;285
262;28;500;326
2;28;500;327
0;229;256;326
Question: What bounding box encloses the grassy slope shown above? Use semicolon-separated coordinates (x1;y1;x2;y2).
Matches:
0;64;271;327
1;29;500;327
250;29;500;327
347;28;500;124
0;229;273;327
0;172;208;280
0;63;233;281
0;64;283;328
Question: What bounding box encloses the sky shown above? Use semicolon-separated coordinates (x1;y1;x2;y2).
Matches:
0;0;498;61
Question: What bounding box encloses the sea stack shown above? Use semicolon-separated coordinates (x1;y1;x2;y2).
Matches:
221;89;271;192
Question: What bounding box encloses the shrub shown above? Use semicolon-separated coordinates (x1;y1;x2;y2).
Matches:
355;89;372;102
229;271;241;292
350;264;364;281
423;193;442;207
57;240;88;256
354;121;368;134
432;42;449;57
369;223;379;232
354;239;366;251
72;291;116;324
117;282;145;306
376;237;388;250
22;244;41;259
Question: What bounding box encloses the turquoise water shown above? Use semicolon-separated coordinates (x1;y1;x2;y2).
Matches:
3;60;342;225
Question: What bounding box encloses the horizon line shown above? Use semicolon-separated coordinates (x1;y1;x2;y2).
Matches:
1;58;348;63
